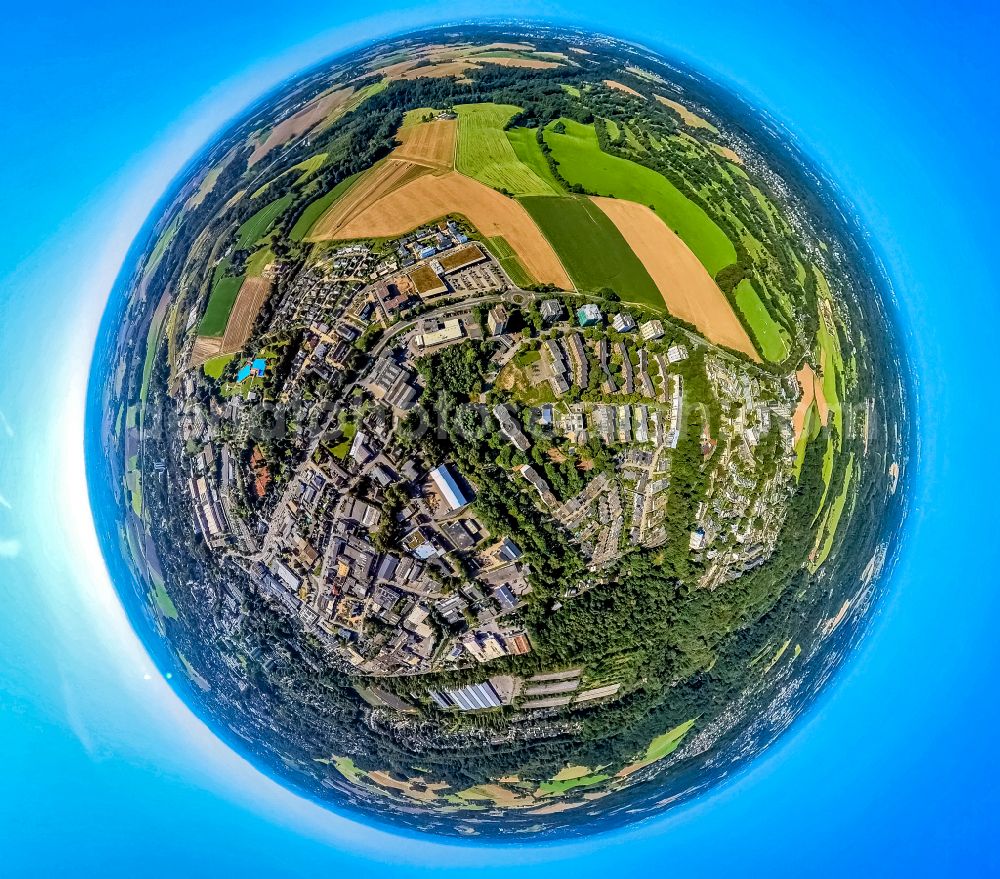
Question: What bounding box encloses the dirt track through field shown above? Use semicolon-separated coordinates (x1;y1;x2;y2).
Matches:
591;197;759;359
313;169;571;289
222;276;271;353
249;88;354;165
393;118;457;169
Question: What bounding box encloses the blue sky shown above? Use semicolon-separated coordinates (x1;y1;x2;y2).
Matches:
1;1;999;874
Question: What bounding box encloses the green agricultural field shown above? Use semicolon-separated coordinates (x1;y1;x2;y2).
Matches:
152;580;179;620
520;195;662;307
543;118;735;274
505;127;565;194
147;215;181;275
290;171;363;241
734;279;789;362
235;194;292;250
199;273;243;337
251;152;328;198
455;103;561;196
811;454;854;570
793;402;820;478
561;84;581;98
814;267;844;439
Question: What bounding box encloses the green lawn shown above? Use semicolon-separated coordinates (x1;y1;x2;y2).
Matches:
203;353;235;380
734;279;789;362
561;84;581;98
455;103;561;196
234;194;292;250
543;118;736;274
290;171;363;241
520;195;662;307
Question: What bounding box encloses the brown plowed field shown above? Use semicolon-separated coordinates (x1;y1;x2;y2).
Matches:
249;88;354;165
393;118;457;169
591;197;759;359
308;159;431;238
314;170;571;289
222;276;271;353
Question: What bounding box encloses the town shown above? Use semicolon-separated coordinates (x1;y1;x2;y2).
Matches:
173;219;801;715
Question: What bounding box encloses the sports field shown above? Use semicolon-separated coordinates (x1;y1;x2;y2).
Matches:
455;104;560;196
593;197;758;357
543;118;736;275
521;195;659;301
290;171;362;241
733;278;788;361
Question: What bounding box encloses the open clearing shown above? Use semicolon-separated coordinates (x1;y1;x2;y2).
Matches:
506;127;565;193
733;278;787;361
455;104;560;196
544;118;736;274
654;94;719;132
593;197;758;358
393;116;457;169
221;276;271;353
811;454;854;570
249;88;354;165
521;196;658;303
312;169;572;289
236;194;292;249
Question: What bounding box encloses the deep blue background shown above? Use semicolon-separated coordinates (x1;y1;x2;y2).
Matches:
1;2;997;875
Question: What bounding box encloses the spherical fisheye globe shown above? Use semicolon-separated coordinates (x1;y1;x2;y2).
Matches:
87;24;909;839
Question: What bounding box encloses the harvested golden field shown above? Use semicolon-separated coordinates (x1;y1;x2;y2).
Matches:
655;94;719;132
315;170;572;289
249;88;354;165
604;80;644;98
591;197;759;359
393;117;457;169
711;143;743;165
308;159;431;237
221;276;271;353
792;363;830;442
479;56;561;70
190;335;223;369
